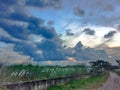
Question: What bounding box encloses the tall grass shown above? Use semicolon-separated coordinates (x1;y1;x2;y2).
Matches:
48;72;109;90
0;64;88;83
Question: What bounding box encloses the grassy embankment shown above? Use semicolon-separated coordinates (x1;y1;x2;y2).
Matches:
48;72;109;90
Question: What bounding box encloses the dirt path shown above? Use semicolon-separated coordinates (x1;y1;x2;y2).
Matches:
97;72;120;90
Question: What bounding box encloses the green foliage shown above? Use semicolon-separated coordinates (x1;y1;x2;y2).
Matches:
89;60;111;73
0;64;88;83
116;59;120;66
48;72;109;90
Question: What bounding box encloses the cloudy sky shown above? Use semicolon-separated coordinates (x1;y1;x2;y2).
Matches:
0;0;120;65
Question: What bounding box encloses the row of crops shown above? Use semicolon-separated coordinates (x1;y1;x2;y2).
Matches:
0;64;88;83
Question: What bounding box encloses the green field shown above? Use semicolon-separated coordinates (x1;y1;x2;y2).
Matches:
48;72;109;90
0;64;88;83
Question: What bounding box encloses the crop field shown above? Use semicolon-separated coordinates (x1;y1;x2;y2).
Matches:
0;64;88;83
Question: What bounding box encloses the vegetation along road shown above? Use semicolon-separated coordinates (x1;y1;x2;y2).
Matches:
48;72;120;90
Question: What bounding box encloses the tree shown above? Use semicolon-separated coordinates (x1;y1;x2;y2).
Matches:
89;60;111;73
116;60;120;66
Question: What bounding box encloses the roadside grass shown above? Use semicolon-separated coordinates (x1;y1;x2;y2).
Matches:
48;72;109;90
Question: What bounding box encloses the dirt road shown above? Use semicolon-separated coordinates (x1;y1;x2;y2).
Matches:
97;72;120;90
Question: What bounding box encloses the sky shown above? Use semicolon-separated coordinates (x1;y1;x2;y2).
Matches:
0;0;120;65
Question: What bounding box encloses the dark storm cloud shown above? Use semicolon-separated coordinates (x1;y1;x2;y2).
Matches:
5;16;56;39
66;29;74;36
9;13;44;25
0;20;63;61
0;19;63;61
0;0;62;10
65;41;108;60
0;12;56;39
37;39;66;60
74;41;83;49
0;0;63;61
0;36;15;44
13;42;43;61
38;40;57;51
73;6;85;17
0;0;16;5
0;0;17;11
0;0;62;20
104;31;116;38
25;0;62;9
0;5;65;61
28;25;56;39
82;28;95;35
0;0;109;62
3;12;57;39
0;21;28;40
0;12;44;26
0;35;43;61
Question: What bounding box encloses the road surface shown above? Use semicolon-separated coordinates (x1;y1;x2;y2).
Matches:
97;72;120;90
